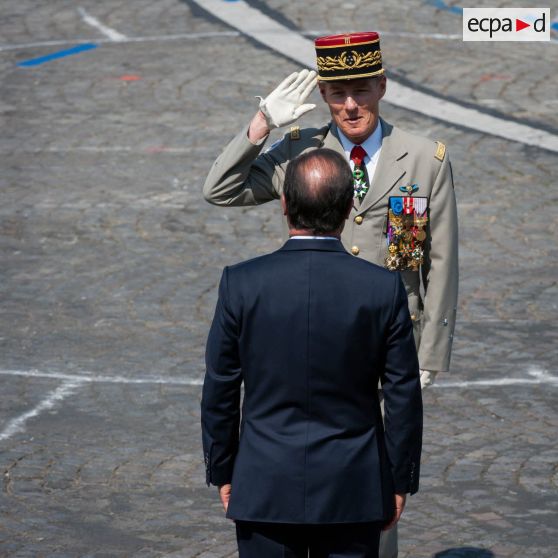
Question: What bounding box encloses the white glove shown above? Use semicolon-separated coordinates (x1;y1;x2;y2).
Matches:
257;69;318;129
420;369;437;390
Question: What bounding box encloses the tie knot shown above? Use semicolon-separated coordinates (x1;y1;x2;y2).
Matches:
350;145;367;165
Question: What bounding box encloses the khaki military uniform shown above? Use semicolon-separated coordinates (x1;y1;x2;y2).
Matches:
203;117;458;372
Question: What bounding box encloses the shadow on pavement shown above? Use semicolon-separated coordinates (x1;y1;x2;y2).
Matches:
434;548;495;558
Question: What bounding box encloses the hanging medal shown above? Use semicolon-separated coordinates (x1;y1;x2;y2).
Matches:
413;197;428;242
350;146;369;201
386;196;430;271
352;167;368;199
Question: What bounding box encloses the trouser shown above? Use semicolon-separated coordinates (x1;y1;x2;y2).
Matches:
235;520;382;558
378;392;400;558
379;524;398;558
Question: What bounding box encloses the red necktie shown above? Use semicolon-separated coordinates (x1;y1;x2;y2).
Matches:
350;145;369;200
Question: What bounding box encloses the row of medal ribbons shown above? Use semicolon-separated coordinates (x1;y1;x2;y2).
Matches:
385;196;428;271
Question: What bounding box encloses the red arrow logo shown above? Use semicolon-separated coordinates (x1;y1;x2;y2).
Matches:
516;18;531;31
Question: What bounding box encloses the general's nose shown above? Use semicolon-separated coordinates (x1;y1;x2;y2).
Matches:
344;95;358;110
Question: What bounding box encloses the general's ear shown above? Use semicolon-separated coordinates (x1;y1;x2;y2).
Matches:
378;75;387;99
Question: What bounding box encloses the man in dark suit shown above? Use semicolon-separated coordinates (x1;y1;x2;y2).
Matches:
201;148;423;558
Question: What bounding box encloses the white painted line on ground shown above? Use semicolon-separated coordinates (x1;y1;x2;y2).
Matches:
0;39;94;52
0;146;195;155
192;0;558;153
2;28;554;54
303;30;463;41
0;32;241;53
52;146;193;154
0;369;203;386
0;380;84;441
376;30;462;40
77;7;127;42
526;365;555;381
0;368;556;389
304;29;558;43
116;31;240;43
434;365;557;388
195;0;315;78
434;377;558;388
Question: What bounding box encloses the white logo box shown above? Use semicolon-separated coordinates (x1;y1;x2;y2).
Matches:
463;8;551;41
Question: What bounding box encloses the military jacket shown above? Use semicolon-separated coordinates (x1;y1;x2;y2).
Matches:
203;118;458;372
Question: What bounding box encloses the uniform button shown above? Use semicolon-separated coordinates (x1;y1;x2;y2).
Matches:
354;215;363;225
351;246;360;256
411;314;417;321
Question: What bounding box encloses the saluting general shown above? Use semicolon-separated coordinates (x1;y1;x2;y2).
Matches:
203;31;458;558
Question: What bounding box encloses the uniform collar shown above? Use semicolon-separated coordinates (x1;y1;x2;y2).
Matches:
337;120;383;163
321;119;408;212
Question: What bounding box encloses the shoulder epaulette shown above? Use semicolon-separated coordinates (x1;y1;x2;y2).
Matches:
290;126;301;140
434;141;446;162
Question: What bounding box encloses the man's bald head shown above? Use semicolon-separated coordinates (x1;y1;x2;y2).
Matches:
283;149;354;235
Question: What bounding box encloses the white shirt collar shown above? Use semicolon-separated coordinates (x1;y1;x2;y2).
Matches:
290;236;339;240
337;120;383;163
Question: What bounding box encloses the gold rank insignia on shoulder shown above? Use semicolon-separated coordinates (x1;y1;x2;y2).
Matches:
290;126;301;140
434;141;446;162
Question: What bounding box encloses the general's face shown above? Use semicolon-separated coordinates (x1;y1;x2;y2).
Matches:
319;77;386;144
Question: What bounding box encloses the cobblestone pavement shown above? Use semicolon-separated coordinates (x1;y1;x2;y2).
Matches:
1;1;557;556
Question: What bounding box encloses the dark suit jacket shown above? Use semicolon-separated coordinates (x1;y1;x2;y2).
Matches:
201;239;422;524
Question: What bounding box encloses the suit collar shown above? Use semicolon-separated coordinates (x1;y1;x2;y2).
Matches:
280;238;347;253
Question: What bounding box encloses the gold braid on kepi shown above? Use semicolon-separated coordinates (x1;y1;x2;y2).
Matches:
314;32;384;81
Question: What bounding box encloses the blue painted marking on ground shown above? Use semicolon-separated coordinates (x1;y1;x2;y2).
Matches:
17;43;97;67
426;0;463;15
